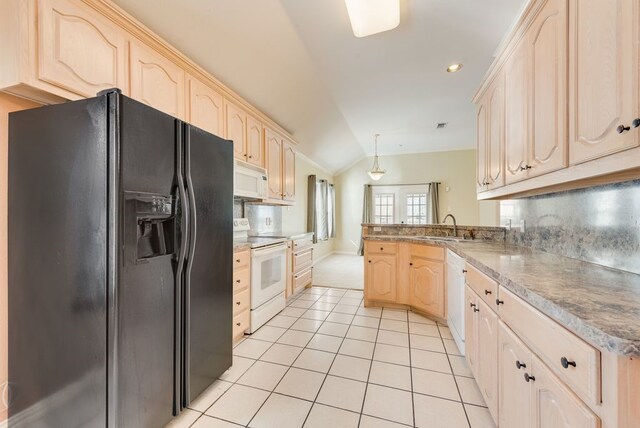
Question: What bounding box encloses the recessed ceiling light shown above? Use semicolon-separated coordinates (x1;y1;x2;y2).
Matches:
446;63;463;73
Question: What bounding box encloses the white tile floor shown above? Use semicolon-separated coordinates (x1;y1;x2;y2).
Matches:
166;286;495;428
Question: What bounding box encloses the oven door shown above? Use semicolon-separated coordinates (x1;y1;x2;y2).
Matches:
250;243;287;308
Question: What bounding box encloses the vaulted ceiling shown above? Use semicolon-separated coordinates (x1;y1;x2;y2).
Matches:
112;0;527;174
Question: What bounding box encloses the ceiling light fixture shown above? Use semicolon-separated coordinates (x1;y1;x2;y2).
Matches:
447;63;463;73
345;0;400;38
368;134;386;181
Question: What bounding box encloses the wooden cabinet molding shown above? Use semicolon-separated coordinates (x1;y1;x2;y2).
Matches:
187;74;224;137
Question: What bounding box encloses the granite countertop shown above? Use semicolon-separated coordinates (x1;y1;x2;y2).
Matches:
233;241;251;252
252;231;314;240
365;235;640;356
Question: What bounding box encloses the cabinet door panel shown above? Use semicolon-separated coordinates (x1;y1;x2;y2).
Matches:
366;255;397;303
532;356;600;428
283;140;296;202
530;0;568;177
246;114;263;167
130;42;184;119
464;286;478;377
569;0;638;164
487;76;505;189
504;39;529;184
39;0;127;97
265;127;283;200
409;257;445;318
499;321;532;428
476;103;488;192
226;101;247;160
477;298;499;421
187;76;224;137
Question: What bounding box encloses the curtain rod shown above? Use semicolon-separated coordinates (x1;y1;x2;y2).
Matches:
366;182;440;187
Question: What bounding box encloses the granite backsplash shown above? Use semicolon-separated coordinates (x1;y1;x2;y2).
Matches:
501;179;640;275
363;224;506;241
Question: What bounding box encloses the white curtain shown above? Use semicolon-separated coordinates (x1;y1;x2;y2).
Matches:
307;176;335;243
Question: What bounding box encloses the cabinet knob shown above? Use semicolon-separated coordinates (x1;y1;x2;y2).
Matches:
236;322;241;327
236;301;241;305
484;289;492;295
560;357;577;369
524;373;535;382
469;302;476;308
519;165;532;171
473;307;480;313
236;259;240;263
236;279;241;283
462;269;467;273
249;155;253;159
368;260;372;263
495;299;504;306
380;247;384;251
515;360;526;370
617;124;631;134
409;262;413;266
632;118;640;128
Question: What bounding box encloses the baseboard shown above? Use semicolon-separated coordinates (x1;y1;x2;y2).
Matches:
313;251;333;265
333;250;359;255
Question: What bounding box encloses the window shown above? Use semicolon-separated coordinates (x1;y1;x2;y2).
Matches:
372;185;431;225
374;193;395;224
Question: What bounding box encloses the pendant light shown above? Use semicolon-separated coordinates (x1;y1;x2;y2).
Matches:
368;134;386;181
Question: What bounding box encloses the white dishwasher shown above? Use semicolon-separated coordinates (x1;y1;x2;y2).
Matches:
446;249;466;355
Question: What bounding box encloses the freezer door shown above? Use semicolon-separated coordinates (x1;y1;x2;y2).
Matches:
183;124;233;406
118;96;179;427
8;97;108;427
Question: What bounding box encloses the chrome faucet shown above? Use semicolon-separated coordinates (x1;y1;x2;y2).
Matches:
443;214;457;237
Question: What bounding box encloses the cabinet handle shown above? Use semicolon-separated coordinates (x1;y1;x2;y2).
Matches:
617;124;631;133
632;118;640;128
249;155;253;159
236;322;241;327
560;357;577;369
524;373;535;382
462;269;467;273
473;307;480;313
236;301;241;305
496;299;504;305
469;302;476;308
515;360;526;369
236;259;241;263
484;289;492;295
519;165;532;171
236;279;241;283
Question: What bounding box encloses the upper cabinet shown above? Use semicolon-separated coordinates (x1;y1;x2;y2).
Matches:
569;0;639;164
129;41;185;119
474;0;640;199
187;74;224;137
283;139;296;202
38;0;128;98
246;114;264;167
265;126;296;204
226;101;265;167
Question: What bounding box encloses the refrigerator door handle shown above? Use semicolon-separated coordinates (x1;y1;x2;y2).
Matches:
182;124;198;405
175;121;188;415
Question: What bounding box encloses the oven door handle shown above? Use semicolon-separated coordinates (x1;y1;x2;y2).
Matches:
251;243;287;257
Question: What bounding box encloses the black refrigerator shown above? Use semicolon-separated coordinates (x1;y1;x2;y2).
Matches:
8;90;233;428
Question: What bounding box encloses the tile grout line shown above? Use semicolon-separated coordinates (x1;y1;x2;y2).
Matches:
408;311;417;428
437;322;472;428
355;306;385;428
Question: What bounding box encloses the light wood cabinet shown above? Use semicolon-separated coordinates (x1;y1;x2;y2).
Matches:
408;252;445;318
498;321;532;428
129;41;185;119
225;101;247;160
487;74;505;190
186;74;224;137
232;249;251;342
529;0;568;177
366;254;397;303
246;113;264;167
283;139;296;202
476;101;489;192
531;354;600;428
287;237;313;299
504;37;529;184
569;0;639;165
265;127;284;200
476;296;499;421
465;286;479;378
38;0;128;98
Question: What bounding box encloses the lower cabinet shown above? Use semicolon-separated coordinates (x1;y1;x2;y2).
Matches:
364;240;445;319
286;236;313;299
465;285;499;421
498;321;599;428
232;249;251;341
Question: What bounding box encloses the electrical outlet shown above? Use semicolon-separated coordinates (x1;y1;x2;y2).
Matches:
519;219;526;233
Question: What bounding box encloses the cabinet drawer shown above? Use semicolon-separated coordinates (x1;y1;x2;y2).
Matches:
366;241;397;255
233;267;250;293
233;288;250;315
233;250;250;270
499;286;601;406
293;267;313;291
465;263;498;310
293;237;313;250
410;244;444;261
293;248;313;271
233;309;250;340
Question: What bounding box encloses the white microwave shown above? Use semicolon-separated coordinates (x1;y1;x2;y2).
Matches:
234;159;268;200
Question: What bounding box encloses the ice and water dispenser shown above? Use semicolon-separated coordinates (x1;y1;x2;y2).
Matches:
125;193;176;262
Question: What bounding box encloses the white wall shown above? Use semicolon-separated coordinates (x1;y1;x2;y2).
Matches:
333;149;499;253
282;154;335;261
